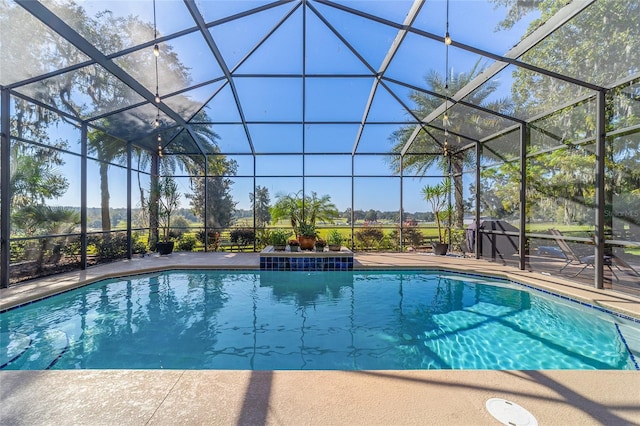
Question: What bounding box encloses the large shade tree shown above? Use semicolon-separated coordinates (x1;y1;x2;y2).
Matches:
250;186;271;228
8;102;71;238
86;130;128;231
185;155;238;230
490;0;640;230
4;1;163;232
4;1;238;245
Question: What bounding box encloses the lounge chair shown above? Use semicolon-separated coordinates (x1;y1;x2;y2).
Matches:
546;229;620;280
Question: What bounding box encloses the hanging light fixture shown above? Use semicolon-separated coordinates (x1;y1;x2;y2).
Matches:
153;0;161;105
444;0;452;45
443;0;451;157
153;0;162;157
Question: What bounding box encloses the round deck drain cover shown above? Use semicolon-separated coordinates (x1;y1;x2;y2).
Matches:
485;398;538;426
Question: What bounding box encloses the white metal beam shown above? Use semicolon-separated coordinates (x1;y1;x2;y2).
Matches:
400;0;596;156
351;0;425;155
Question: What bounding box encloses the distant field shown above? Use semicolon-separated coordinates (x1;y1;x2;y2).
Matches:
119;213;624;240
131;216;637;254
525;223;593;233
134;216;605;237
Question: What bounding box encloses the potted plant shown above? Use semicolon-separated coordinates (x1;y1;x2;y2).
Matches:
327;229;343;251
421;179;451;255
155;176;180;255
297;221;317;250
315;238;326;252
270;229;289;251
270;190;338;237
288;238;300;252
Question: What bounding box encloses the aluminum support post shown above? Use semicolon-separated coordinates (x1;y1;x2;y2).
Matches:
1;90;10;288
519;123;528;270
80;124;87;269
474;142;481;259
594;90;606;289
126;142;132;259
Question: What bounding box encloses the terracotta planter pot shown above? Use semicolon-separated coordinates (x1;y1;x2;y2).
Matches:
298;236;316;250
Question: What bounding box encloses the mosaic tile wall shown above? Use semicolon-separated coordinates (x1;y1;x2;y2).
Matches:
260;256;354;271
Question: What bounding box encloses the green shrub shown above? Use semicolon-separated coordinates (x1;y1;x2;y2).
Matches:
59;237;80;257
447;227;466;253
176;234;197;251
132;233;147;254
168;229;183;240
255;229;271;249
377;234;395;251
88;233;128;261
9;240;28;262
230;228;255;246
197;230;220;251
388;225;427;251
403;226;423;248
354;226;384;250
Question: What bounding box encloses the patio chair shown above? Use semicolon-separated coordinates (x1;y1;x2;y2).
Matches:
538;229;640;280
549;229;621;281
547;229;619;280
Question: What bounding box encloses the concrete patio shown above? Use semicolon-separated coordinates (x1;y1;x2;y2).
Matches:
1;253;639;425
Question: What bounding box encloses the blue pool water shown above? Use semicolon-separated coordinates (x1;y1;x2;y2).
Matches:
1;270;638;370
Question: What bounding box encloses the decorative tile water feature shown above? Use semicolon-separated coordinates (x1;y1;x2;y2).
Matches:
260;246;354;271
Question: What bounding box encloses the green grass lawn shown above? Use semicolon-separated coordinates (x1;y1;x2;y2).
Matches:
131;217;638;255
526;223;593;234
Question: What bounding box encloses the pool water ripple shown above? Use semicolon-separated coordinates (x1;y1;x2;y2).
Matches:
0;270;638;370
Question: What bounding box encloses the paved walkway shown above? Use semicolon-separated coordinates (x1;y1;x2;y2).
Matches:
2;253;640;425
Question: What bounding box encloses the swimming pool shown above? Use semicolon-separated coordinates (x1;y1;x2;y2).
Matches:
1;270;638;370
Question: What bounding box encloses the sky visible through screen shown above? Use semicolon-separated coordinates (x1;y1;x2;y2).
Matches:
17;0;539;214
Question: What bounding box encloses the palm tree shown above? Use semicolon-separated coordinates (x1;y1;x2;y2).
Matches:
390;60;513;227
12;205;80;271
9;143;69;211
271;192;303;234
421;179;451;244
305;192;339;226
270;191;338;236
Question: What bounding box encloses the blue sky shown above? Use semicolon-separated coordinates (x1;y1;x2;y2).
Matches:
11;1;540;214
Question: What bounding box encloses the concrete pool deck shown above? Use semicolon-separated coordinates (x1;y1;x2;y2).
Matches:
1;253;640;425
